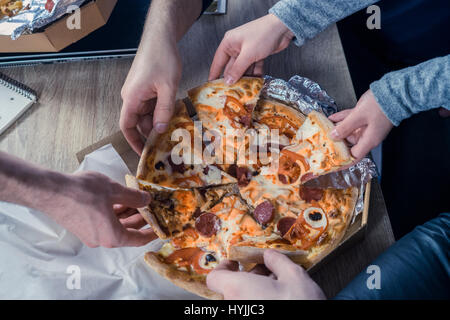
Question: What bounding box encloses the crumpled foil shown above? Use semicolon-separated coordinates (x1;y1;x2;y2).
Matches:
262;75;379;217
0;0;87;40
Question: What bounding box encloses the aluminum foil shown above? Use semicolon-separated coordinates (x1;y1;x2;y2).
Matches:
261;75;379;217
0;0;87;40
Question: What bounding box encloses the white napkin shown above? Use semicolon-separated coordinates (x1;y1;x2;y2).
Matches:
0;144;202;299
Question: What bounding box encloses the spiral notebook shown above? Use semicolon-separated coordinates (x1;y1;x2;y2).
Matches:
0;73;37;136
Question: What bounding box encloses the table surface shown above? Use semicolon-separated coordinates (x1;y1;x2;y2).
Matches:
0;0;395;298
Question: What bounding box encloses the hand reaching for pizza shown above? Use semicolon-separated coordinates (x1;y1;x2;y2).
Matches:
329;89;394;163
206;250;326;300
120;36;182;155
209;14;294;84
42;171;157;248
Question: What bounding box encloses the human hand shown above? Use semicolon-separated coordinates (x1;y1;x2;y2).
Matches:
120;37;182;155
329;89;394;162
206;250;326;300
209;14;294;84
40;171;156;248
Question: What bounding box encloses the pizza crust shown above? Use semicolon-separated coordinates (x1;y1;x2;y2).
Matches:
125;174;170;239
144;252;223;300
303;186;359;268
308;111;354;166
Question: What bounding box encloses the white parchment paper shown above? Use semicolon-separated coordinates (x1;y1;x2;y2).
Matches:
0;144;201;299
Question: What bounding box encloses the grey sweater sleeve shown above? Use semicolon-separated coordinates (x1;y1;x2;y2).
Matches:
269;0;378;46
370;55;450;126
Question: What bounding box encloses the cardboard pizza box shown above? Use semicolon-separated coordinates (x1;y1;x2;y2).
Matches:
76;130;370;273
0;0;117;53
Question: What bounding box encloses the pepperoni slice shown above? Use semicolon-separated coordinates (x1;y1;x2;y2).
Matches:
299;186;324;203
278;174;288;184
227;164;237;178
253;201;275;225
239;114;252;127
195;213;221;237
277;217;297;237
236;166;251;187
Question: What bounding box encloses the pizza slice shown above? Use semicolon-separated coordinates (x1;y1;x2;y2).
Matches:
229;186;359;268
137;100;236;188
140;194;250;299
188;77;264;167
125;175;234;239
282;110;354;183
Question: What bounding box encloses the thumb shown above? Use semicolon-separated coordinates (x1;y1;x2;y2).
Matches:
153;84;177;133
224;50;254;85
264;249;305;279
330;111;365;141
111;183;151;208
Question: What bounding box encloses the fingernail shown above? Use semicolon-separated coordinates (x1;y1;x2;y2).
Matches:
155;122;168;133
330;129;339;139
225;76;234;85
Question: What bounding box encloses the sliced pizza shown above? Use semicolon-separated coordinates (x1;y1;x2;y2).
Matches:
125;175;234;239
283;110;354;183
127;78;362;299
188;77;264;167
229;186;359;268
137;100;236;189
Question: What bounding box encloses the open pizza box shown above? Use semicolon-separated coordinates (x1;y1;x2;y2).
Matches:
76;130;371;274
0;0;117;53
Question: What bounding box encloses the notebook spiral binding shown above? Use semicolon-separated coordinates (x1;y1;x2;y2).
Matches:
0;72;38;102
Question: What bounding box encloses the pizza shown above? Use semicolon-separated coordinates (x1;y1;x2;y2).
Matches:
126;77;358;299
0;0;24;19
137;100;236;189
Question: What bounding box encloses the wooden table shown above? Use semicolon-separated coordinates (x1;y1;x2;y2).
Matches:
0;0;395;298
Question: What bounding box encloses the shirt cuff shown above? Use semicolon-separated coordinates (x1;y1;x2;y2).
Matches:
269;2;306;47
370;77;412;126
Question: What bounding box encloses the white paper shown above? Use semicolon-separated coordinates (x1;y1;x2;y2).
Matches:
0;144;202;299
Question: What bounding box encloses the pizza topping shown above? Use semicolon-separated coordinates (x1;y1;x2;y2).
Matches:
223;96;253;128
277;217;297;237
203;166;210;175
281;149;310;171
155;161;165;170
164;247;212;274
278;155;301;184
195;212;221;237
236;166;252;187
253;200;275;226
205;253;217;263
227;164;238;178
303;207;327;230
167;155;186;174
299;186;324;203
193;208;203;219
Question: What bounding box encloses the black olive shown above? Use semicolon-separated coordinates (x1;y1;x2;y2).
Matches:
205;254;216;262
252;170;259;176
155;161;165;170
309;211;322;221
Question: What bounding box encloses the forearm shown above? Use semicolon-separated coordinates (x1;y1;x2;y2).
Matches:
370;55;450;126
269;0;378;46
139;0;203;51
0;152;66;212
